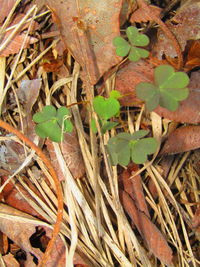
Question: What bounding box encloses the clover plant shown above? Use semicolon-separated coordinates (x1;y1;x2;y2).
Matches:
33;105;73;142
92;90;120;133
136;65;189;111
113;26;149;62
107;130;158;166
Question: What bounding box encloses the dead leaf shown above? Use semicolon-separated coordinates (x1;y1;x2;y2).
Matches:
2;253;20;267
46;130;85;180
184;40;200;71
45;0;123;84
0;13;38;57
0;0;16;24
115;60;154;106
0;204;43;262
130;5;162;23
160;125;200;155
121;164;150;218
120;191;173;265
152;2;200;59
192;205;200;229
0;175;45;219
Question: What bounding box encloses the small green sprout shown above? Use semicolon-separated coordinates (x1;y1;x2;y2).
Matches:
113;26;149;62
33;105;73;142
136;65;189;111
92;90;120;133
107;130;158;166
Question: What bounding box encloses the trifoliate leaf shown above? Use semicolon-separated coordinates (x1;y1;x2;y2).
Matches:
93;96;120;120
33;105;56;123
155;65;189;89
129;47;149;61
113;36;130;57
136;65;190;111
57;107;70;127
126;26;149;46
35;120;62;142
131;137;158;164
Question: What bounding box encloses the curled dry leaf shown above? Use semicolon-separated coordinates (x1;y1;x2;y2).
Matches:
46;130;85;181
152;2;200;59
160;125;200;155
45;0;123;84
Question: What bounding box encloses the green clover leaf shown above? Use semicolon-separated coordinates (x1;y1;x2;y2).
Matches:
33;105;73;142
93;95;120;120
113;26;149;62
136;65;190;111
107;130;158;166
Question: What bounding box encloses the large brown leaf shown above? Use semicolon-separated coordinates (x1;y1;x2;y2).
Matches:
45;0;123;84
160;125;200;155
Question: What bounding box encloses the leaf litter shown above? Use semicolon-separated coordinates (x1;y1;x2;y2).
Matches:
0;0;199;266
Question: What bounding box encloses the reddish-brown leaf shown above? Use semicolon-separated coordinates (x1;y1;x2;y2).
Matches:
45;0;123;84
152;2;200;59
121;191;173;265
121;164;150;218
192;205;200;230
0;204;43;261
2;253;20;267
184;40;200;71
46;131;85;180
0;0;16;24
115;60;154;106
130;5;162;23
160;125;200;155
0;175;45;219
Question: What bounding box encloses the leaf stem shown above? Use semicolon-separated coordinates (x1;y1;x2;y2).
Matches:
0;119;63;267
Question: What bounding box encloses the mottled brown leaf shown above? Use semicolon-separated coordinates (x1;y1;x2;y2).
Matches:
160;125;200;155
45;0;123;84
2;253;20;267
152;2;200;59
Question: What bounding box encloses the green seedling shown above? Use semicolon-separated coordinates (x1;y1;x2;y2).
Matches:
92;90;121;134
136;65;189;111
33;105;73;142
107;130;158;166
113;26;149;62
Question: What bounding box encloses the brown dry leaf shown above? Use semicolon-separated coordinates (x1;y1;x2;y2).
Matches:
46;130;85;180
152;2;200;59
0;0;16;24
121;164;150;218
160;125;200;155
115;60;154;106
184;40;200;71
0;34;38;57
0;204;43;262
192;205;200;229
0;13;39;57
2;253;20;267
0;204;69;266
45;0;123;84
130;5;162;23
0;175;45;219
120;191;173;265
